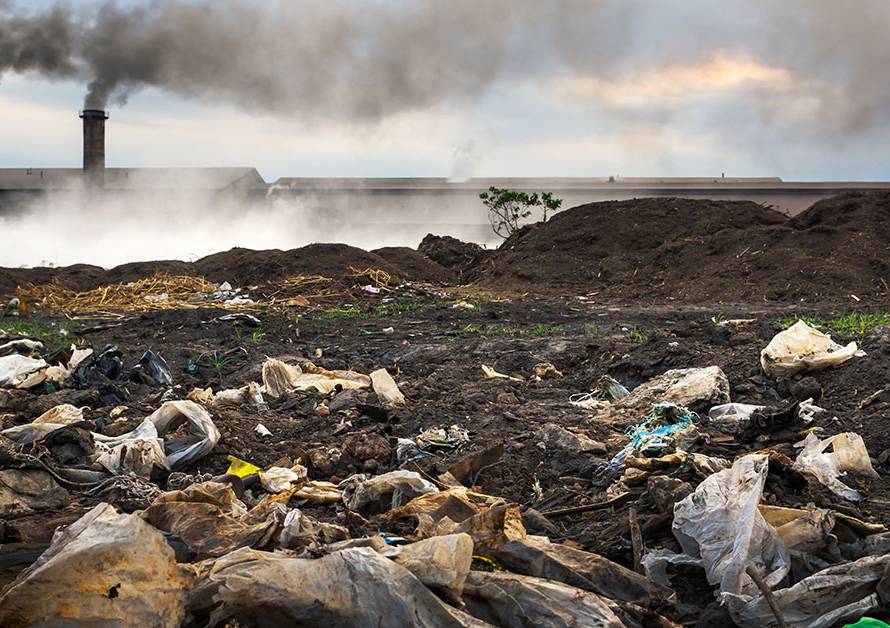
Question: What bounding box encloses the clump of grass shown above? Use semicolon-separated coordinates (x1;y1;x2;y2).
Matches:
251;329;267;343
778;312;890;337
624;326;647;343
462;324;562;337
316;300;419;321
583;323;599;335
0;319;74;346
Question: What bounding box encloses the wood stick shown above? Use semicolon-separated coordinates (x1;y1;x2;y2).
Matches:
541;492;632;517
628;506;644;573
745;564;788;628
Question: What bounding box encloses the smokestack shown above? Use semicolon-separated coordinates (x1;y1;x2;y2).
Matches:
79;109;107;188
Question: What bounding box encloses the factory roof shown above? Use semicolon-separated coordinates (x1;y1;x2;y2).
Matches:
0;167;264;191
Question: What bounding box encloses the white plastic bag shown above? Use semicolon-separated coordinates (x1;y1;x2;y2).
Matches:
672;454;790;597
370;368;406;408
0;354;47;388
793;431;879;502
761;320;864;378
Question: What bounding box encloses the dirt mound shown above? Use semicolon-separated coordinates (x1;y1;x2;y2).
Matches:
417;234;489;280
371;247;456;283
0;264;104;296
478;194;890;303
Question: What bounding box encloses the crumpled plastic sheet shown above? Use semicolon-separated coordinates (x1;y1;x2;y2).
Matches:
0;354;47;388
760;320;865;378
369;367;405;408
708;402;764;433
340;470;439;515
793;431;879;502
462;570;625;627
671;454;790;598
261;358;371;396
0;503;194;627
187;546;483;627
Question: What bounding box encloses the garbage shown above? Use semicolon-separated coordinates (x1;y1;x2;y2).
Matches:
261;358;371;396
362;284;382;294
416;424;471;449
490;536;675;609
370;367;406;408
670;454;791;597
259;464;308;493
144;481;285;557
0;354;47;388
210;381;266;408
254;422;272;437
594;366;730;425
217;312;261;326
378;533;473;599
131;349;173;386
793;431;879;501
533;362;563;380
0;338;42;357
462;570;626;627
68;344;124;389
187;546;479;627
481;364;524;382
340;470;439;515
452;300;476;310
0;503;193;627
708;402;764;433
0;468;70;517
761;320;865;378
226;454;262;477
223;296;255;306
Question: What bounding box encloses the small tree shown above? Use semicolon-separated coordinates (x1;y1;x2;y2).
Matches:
480;186;562;240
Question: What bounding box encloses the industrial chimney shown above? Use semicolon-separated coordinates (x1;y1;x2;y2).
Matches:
80;109;108;188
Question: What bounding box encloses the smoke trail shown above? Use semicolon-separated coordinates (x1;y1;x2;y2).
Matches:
0;0;889;136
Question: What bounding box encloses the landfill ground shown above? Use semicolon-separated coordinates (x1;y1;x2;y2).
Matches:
1;193;890;627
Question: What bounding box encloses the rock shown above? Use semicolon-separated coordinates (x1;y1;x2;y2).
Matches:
790;376;822;403
646;476;694;514
537;423;606;454
307;447;342;476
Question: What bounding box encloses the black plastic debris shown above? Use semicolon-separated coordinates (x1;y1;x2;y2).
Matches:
69;345;123;389
216;313;261;327
131;350;173;387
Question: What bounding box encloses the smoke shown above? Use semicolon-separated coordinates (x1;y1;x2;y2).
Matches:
1;1;889;136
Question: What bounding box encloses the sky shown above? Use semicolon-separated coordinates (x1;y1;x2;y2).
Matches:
2;0;890;183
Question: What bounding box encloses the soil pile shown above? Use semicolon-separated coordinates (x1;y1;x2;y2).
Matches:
370;247;456;283
478;193;890;302
417;233;489;280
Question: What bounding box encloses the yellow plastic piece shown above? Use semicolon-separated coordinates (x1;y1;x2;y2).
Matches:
226;455;261;477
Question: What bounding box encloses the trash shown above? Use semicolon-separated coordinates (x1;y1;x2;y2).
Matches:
671;454;790;598
708;402;764;432
537;423;607;454
362;284;382;294
131;349;173;386
188;546;479;626
845;620;890;628
378;533;473;600
793;431;879;501
340;470;439;515
416;424;471;450
226;454;262;477
0;354;47;388
259;464;308;493
144;292;169;303
211;381;266;408
396;437;433;465
0;468;71;517
0;503;193;627
533;362;563;380
144;481;285;557
446;442;505;485
0;338;42;357
369;368;406;408
761;320;865;378
462;570;626;627
481;364;524;382
596;375;631;400
452;300;476;310
254;423;272;437
1;404;84;444
223;296;255;306
490;536;675;609
216;312;261;327
382;326;395;334
594;366;730;425
261;358;371;396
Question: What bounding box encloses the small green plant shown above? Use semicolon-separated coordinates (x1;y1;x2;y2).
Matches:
251;329;267;343
479;186;563;240
583;323;599;335
462;323;562;337
0;319;74;346
625;327;647;343
710;313;726;326
528;324;563;336
778;312;890;337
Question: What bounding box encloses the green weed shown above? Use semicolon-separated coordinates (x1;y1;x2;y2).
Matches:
0;319;75;346
624;326;647;343
778;312;890;337
251;329;267;343
583;323;599;335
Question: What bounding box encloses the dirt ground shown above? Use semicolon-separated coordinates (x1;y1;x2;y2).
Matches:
2;285;889;624
2;192;890;626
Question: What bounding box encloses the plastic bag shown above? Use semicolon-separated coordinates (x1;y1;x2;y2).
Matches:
370;368;406;408
340;470;439;515
793;431;879;502
379;533;473;599
761;320;865;378
260;465;308;493
0;503;193;627
0;354;47;388
131;349;173;386
708;402;764;433
261;358;371;396
672;453;790;597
